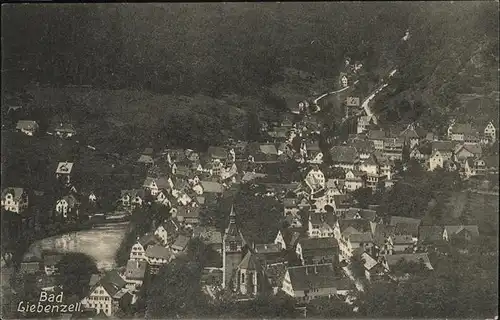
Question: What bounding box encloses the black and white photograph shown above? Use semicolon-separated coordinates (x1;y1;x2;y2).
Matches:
1;2;499;319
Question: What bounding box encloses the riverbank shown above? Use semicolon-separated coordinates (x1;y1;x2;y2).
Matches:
27;222;129;271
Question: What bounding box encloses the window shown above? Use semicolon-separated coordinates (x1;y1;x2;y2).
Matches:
241;272;245;284
229;242;237;251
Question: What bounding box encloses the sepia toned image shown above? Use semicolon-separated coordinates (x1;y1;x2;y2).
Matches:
1;2;498;319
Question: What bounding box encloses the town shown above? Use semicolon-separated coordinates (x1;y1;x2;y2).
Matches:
1;3;498;320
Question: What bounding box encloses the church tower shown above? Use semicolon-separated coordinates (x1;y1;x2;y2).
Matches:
222;205;245;290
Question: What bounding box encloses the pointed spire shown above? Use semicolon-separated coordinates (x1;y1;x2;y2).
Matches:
229;205;236;223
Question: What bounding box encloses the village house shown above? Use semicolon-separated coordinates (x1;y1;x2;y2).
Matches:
386;234;415;253
357;115;375;134
350;139;375;160
1;187;29;214
200;180;224;194
193;226;223;253
55;162;74;185
464;157;487;178
334;218;372;244
382;137;404;161
16;120;39;136
120;189;145;209
307;213;335;238
361;252;387;281
143;176;171;196
483;121;496;142
344;170;366;191
171;235;190;254
410;144;431;162
400;123;427;149
442;225;479;242
274;229;302;251
54;122;77;138
304;140;323;164
137;154;154;165
447;122;480;143
371;223;396;256
81;270;132;317
145;245;175;274
428;150;446;171
282;264;352;302
43;254;62;276
304;166;326;194
124;259;147;292
387;217;421;244
454;143;482;163
339;231;374;261
154;219;180;246
344;207;377;222
358;154;386;191
418;226;445;245
130;234;161;261
329;146;359;171
35;274;61;292
366;129;387;150
295;237;339;265
55;195;80;219
381;253;434;273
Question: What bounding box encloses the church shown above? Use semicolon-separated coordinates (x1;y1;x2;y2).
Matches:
222;206;287;297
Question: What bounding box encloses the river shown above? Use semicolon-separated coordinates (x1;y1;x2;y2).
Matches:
26;222;129;271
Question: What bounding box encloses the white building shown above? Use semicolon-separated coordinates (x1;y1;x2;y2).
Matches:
1;188;28;214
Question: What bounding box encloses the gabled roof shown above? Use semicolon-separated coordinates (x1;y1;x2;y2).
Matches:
329;146;358;163
254;243;282;254
372;223;396;246
418;226;444;243
265;262;288;287
298;237;338;250
238;251;261;271
306;140;321;152
54;123;76;133
177;206;200;220
137;155;154;164
350;139;375;153
287;264;342;291
207;146;228;160
389;216;421;227
171;235;190;251
339;219;372;234
259;144;278;155
345;208;377;222
455;143;482;156
159;219;180;235
56;162;74;174
145;245;174;260
99;270;127;297
383;253;433;270
16;120;38;130
450;123;475;135
193;226;222;245
444;225;479;237
367;129;387;140
138;233;160;248
361;252;380;271
2;187;25;201
200;181;224;193
391;234;414;245
43;254;62;266
125;260;147;280
394;223;420;237
241;171;267;183
348;232;373;243
432;141;455;153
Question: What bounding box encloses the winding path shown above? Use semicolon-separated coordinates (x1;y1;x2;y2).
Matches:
358;69;398;125
312;80;360;112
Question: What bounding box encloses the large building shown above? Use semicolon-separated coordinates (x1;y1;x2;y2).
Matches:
222;206;246;289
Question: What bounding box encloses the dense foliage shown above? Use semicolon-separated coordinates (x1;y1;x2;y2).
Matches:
356;250;498;318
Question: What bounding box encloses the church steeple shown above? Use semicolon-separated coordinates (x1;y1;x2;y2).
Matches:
223;204;245;289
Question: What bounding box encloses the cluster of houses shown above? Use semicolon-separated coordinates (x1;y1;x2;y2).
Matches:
4;83;498;317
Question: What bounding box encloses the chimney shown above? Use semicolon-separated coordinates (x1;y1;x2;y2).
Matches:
305;267;309;275
314;265;318;274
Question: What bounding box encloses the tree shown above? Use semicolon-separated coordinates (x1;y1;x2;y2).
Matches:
55;252;98;298
351;187;373;208
145;259;209;318
308;296;355;318
349;253;366;279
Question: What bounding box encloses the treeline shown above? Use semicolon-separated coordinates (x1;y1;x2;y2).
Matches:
2;3;412;96
373;1;499;133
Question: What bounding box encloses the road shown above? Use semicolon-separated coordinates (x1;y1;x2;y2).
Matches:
312;80;360;112
342;266;364;292
358;69;398;125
